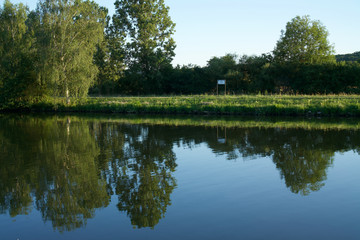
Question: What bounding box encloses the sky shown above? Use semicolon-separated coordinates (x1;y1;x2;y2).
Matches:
2;0;360;66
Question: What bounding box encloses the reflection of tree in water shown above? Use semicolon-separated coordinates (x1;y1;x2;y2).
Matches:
0;116;110;232
0;117;178;230
34;119;110;232
273;149;333;195
1;115;360;231
271;134;335;195
94;124;177;229
96;123;353;199
142;125;359;196
207;127;359;195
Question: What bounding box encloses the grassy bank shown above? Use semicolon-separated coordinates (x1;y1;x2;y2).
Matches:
2;95;360;117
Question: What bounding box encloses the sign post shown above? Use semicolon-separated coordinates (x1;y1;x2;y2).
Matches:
217;80;226;96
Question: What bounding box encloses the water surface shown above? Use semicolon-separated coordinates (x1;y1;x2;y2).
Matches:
0;114;359;239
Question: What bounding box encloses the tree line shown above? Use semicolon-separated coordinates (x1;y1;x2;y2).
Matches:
336;51;360;62
1;1;360;107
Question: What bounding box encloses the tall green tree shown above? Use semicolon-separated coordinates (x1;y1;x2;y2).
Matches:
0;0;38;105
273;15;335;64
93;13;126;95
36;0;107;102
112;0;176;94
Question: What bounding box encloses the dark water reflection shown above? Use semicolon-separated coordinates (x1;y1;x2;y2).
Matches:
0;114;359;238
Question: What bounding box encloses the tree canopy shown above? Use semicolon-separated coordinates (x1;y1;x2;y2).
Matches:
35;0;107;101
0;0;38;104
112;0;176;94
273;15;336;64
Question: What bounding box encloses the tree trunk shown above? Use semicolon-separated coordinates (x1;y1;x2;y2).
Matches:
65;85;70;105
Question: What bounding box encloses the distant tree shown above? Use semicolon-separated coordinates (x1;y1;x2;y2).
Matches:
238;54;273;93
336;51;360;62
112;0;176;94
163;64;208;94
273;15;335;64
206;54;240;93
35;0;107;102
206;54;238;78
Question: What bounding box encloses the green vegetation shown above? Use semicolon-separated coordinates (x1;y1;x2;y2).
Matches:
336;51;360;62
273;15;335;64
2;95;360;117
0;0;107;106
36;0;107;102
112;0;176;94
0;1;360;109
0;0;37;104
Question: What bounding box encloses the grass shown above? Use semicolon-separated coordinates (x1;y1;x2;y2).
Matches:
2;94;360;117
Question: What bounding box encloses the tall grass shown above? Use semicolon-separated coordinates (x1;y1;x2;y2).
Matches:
2;94;360;117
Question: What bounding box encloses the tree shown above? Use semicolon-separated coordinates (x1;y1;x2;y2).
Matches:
35;0;107;102
92;13;126;95
206;54;240;93
238;54;273;93
0;0;38;105
336;51;360;62
163;64;208;94
273;15;335;64
112;0;176;94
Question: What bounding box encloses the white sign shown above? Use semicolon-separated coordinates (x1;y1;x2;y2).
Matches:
217;80;226;85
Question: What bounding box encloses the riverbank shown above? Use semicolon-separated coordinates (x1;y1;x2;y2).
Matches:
2;95;360;117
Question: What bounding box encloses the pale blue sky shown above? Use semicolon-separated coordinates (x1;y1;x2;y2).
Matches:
3;0;360;66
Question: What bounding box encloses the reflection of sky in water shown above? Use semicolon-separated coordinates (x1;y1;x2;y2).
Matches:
4;149;359;240
1;118;359;240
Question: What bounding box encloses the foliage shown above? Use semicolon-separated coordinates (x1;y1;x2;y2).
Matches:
0;0;39;105
265;62;360;94
205;54;241;93
1;3;360;104
273;15;335;64
163;64;209;94
112;0;176;94
92;12;125;95
336;51;360;62
35;0;107;100
4;94;360;117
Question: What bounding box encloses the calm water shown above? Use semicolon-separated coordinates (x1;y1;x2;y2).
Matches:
0;114;359;240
